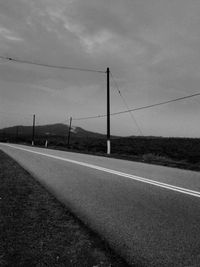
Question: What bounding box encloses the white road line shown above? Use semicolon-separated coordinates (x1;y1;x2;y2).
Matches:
1;143;200;198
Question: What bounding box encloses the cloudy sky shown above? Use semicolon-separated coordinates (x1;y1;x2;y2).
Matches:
0;0;200;137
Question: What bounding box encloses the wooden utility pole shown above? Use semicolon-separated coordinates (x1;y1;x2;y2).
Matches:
67;117;72;147
107;67;111;154
32;114;35;146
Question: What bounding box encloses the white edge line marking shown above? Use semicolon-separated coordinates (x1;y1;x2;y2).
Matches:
2;143;200;198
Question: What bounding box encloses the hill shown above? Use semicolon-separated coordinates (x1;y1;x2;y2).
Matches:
0;123;105;139
0;123;200;171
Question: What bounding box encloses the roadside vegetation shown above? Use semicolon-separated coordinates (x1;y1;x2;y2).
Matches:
1;133;200;171
0;150;128;267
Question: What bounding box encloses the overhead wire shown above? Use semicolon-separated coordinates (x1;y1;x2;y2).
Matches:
110;71;143;136
0;55;105;74
74;92;200;120
1;55;200;126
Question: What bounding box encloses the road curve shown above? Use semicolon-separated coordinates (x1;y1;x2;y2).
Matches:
1;143;200;266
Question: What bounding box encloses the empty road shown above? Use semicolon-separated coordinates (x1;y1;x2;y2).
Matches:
1;143;200;266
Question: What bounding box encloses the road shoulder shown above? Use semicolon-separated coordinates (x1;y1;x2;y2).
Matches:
0;150;128;267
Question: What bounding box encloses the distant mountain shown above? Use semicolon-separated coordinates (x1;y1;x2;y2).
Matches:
0;123;106;139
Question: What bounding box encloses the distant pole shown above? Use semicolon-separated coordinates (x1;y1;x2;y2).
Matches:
16;126;19;143
45;139;48;148
67;117;72;147
107;67;111;154
32;114;35;146
2;129;5;141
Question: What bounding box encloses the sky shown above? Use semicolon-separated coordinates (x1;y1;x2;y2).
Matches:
0;0;200;137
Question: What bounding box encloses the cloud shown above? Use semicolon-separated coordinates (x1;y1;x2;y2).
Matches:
0;27;23;41
1;0;200;136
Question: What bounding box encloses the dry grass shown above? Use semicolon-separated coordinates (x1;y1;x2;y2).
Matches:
0;150;128;267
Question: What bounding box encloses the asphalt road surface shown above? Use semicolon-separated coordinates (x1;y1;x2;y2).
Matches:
1;143;200;266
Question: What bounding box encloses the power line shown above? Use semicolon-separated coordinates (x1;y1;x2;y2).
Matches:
110;71;143;136
1;55;200;125
111;92;200;115
73;114;105;120
0;55;105;74
74;92;200;120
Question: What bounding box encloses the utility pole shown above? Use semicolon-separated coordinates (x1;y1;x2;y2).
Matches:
32;114;35;146
16;126;19;143
67;117;72;147
2;129;5;141
107;67;111;154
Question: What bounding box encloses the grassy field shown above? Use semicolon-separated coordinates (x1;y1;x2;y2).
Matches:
0;150;128;267
40;136;200;172
1;133;200;171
